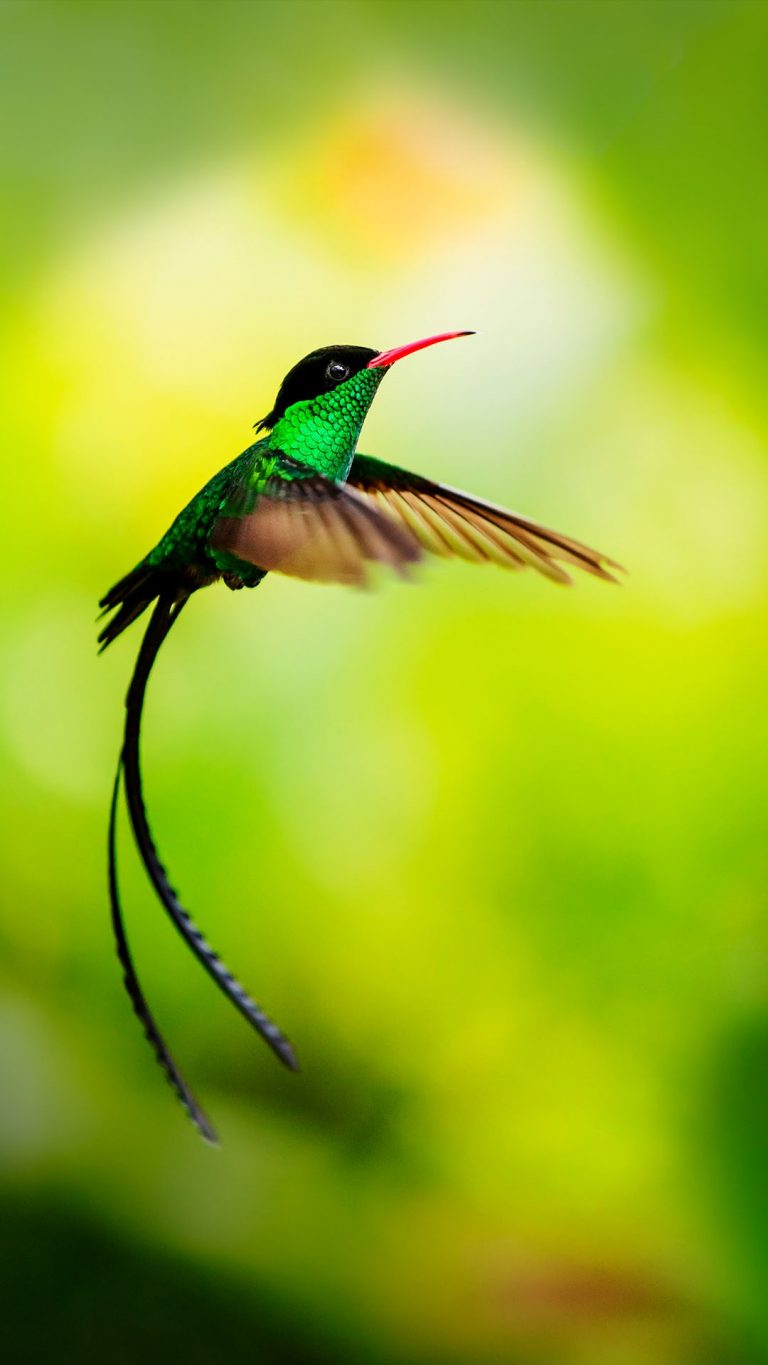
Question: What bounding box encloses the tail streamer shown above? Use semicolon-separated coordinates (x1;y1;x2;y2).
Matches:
108;761;218;1142
108;591;297;1138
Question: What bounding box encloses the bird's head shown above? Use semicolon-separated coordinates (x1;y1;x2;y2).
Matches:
256;332;473;471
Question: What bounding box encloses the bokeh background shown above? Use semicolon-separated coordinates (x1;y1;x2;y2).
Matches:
2;1;768;1361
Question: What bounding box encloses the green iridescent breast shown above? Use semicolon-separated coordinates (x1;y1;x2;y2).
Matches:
263;367;385;481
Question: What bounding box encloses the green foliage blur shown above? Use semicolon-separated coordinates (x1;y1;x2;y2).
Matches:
2;1;768;1361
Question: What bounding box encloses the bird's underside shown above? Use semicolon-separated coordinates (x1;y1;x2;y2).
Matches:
100;332;622;1142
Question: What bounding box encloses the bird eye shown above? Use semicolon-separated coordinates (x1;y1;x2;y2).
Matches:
326;360;350;383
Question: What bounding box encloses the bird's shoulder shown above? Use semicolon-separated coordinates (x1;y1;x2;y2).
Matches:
141;444;266;570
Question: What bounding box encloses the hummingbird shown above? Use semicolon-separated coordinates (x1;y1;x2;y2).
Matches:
100;330;621;1142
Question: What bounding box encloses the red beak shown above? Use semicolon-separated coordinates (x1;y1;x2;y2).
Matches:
367;330;474;369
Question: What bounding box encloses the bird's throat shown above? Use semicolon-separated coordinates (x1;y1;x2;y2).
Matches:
264;367;386;481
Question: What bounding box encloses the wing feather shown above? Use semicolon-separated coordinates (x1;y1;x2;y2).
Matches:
348;456;622;585
210;466;422;586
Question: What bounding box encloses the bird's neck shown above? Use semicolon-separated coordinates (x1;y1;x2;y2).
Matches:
264;368;385;481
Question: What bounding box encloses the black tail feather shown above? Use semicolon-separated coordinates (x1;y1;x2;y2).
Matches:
108;590;297;1139
121;594;299;1071
108;760;218;1143
98;564;168;652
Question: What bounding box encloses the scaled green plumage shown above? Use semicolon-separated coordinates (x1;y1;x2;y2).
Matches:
100;332;622;1141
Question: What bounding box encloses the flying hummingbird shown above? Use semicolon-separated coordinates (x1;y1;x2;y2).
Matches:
100;330;621;1142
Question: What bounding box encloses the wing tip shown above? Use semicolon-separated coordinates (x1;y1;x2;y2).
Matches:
594;557;626;585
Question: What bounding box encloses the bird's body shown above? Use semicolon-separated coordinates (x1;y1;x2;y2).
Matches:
101;332;621;1141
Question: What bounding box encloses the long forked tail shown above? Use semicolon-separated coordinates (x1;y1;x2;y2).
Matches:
108;589;298;1137
108;762;217;1142
121;594;299;1069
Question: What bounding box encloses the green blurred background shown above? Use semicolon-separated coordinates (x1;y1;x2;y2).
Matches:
2;0;768;1360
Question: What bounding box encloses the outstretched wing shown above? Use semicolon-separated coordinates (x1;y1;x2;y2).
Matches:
210;458;422;587
347;455;623;585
